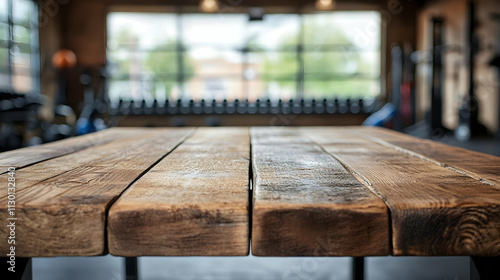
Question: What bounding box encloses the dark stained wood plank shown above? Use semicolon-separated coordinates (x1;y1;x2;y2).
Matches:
251;127;389;256
353;126;500;187
0;128;193;257
303;127;500;256
108;127;250;256
0;128;152;174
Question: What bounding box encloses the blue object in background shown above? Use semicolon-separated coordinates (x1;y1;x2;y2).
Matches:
76;117;107;135
363;103;396;127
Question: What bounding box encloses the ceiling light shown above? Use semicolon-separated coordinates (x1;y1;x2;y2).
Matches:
200;0;219;13
249;7;264;21
315;0;335;11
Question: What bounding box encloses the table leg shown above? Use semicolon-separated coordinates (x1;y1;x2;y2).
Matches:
125;257;139;280
352;257;365;280
1;257;32;280
470;257;500;280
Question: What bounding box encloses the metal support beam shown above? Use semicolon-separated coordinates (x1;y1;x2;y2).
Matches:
470;257;500;280
1;257;32;280
125;257;139;280
352;257;365;280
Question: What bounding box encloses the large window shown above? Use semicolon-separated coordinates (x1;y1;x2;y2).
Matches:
0;0;39;93
107;11;380;104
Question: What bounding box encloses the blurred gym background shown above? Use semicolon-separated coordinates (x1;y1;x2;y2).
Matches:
1;0;499;279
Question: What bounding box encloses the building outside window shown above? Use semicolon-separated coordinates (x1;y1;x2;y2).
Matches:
107;11;381;105
0;0;40;93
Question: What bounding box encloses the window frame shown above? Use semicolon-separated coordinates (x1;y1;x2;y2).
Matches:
106;9;382;104
0;0;40;93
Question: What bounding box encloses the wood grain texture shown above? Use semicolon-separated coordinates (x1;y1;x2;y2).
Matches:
354;126;500;188
251;127;389;256
0;128;193;257
303;127;500;256
108;127;250;256
0;128;150;174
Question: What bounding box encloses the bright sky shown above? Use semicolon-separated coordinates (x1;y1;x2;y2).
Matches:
107;11;380;52
0;0;33;23
106;11;382;101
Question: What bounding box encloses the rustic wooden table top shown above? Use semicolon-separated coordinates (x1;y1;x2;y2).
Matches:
0;127;499;258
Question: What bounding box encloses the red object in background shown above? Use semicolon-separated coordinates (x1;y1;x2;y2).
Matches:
52;49;77;69
400;82;413;126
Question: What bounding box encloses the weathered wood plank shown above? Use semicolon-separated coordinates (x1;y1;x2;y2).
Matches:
0;128;193;257
251;127;389;256
0;128;151;174
355;126;500;187
303;127;500;256
108;127;250;256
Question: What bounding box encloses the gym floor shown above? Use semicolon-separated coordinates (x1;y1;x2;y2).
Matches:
31;130;497;280
33;255;469;280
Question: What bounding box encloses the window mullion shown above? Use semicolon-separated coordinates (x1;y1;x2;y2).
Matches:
7;0;13;88
297;13;305;99
176;14;184;100
30;0;40;93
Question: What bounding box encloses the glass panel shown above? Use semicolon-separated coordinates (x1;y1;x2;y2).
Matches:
304;51;379;76
303;11;381;51
107;13;177;51
152;79;179;101
107;12;178;103
0;0;7;22
12;0;32;26
302;12;381;99
184;77;242;101
185;48;242;76
144;51;178;75
246;52;297;76
108;77;176;103
106;11;382;103
247;79;296;102
12;46;31;68
0;23;8;45
0;73;8;88
107;50;137;77
13;25;30;44
0;47;8;72
359;50;380;77
108;79;129;102
12;47;31;93
182;14;246;48
304;77;379;99
247;14;300;51
304;51;351;74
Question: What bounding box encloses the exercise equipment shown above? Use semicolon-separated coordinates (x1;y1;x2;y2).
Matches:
364;43;416;129
430;18;448;136
391;44;403;131
402;43;416;127
404;17;462;139
75;68;107;135
455;1;487;141
0;91;44;151
109;98;378;117
489;13;500;141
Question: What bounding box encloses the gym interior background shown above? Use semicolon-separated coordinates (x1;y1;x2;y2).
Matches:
1;0;500;279
1;0;499;150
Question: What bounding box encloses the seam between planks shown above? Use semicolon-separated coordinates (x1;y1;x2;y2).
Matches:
248;132;254;244
102;127;198;253
360;134;499;189
303;134;388;203
304;134;394;255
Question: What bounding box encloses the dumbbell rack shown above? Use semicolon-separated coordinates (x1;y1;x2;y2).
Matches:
108;98;379;117
0;91;44;151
